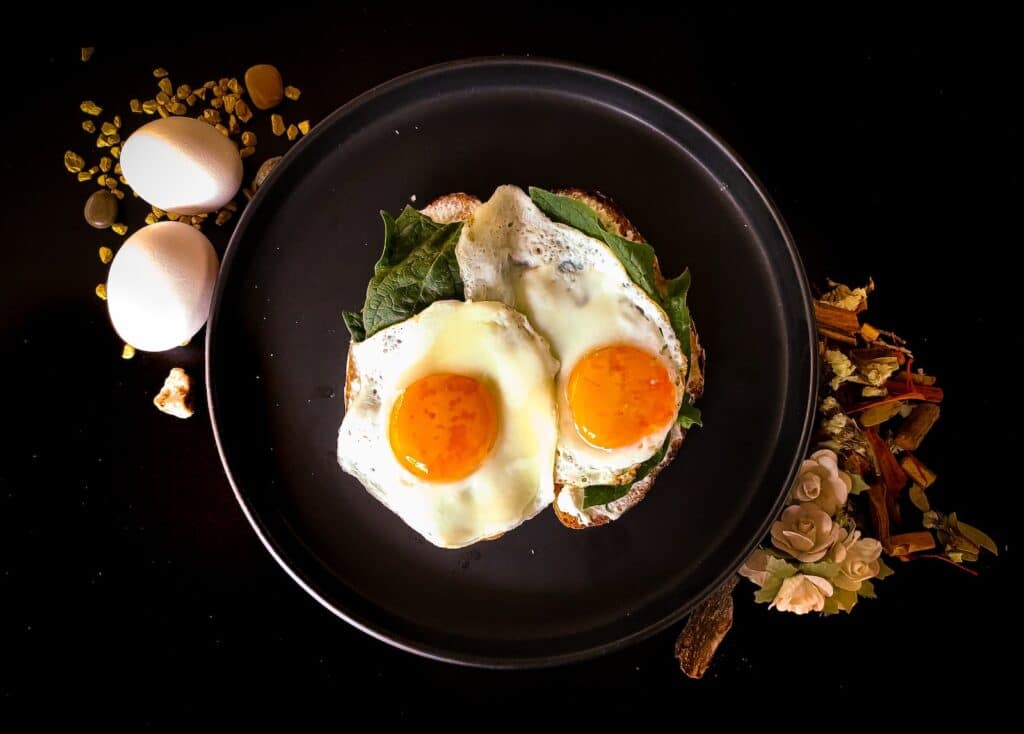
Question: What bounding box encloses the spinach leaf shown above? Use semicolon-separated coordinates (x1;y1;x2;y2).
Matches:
343;206;464;341
582;433;672;508
677;402;702;429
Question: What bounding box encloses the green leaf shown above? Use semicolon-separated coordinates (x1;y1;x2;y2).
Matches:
677;402;702;429
823;596;842;615
848;473;870;495
346;206;465;341
528;187;694;374
957;520;999;556
342;310;365;341
875;558;895;579
858;579;877;599
754;557;798;605
582;431;672;508
832;587;859;613
798;561;840;580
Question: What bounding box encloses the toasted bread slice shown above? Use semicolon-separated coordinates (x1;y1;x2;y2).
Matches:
347;189;703;531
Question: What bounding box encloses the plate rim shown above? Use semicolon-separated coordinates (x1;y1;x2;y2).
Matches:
206;56;819;668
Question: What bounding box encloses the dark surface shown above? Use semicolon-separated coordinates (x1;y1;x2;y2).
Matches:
2;10;1014;716
207;59;816;666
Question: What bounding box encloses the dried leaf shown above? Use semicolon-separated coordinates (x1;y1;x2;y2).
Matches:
956;520;999;556
909;483;930;512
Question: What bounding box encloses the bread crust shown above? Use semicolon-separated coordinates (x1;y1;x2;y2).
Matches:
348;188;703;532
419;193;481;224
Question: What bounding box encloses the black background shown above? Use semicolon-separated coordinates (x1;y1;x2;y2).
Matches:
3;8;1015;719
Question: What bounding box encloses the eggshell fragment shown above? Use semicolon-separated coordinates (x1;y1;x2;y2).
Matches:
120;117;242;215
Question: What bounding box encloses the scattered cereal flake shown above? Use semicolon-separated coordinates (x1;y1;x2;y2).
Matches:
234;100;252;123
158;78;173;96
64;150;85;172
297;120;310;135
286;124;298;141
153;67;169;78
101;121;117;136
284;85;301;101
239;146;255;159
241;131;257;146
82;120;96;133
95;283;107;300
215;209;233;226
99;156;111;173
110;146;121;159
176;84;191;100
142;99;158;114
80;100;103;116
77;171;93;182
130;99;142;113
122;344;136;360
112;189;124;200
144;213;158;225
111;223;127;235
214;123;229;137
81;47;95;63
271;114;285;136
98;246;113;264
113;115;121;129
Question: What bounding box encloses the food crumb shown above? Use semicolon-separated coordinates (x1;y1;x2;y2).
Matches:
154;367;193;418
95;283;107;300
98;246;113;264
121;344;135;360
81;47;95;63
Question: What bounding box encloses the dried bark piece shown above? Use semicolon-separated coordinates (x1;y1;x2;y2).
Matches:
815;300;861;333
901;454;936;488
895;404;940;451
887;531;936;556
675;576;738;679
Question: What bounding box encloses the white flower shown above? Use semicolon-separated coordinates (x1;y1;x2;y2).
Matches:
830;529;883;591
771;503;842;562
738;549;771;587
791;449;852;516
771;574;834;615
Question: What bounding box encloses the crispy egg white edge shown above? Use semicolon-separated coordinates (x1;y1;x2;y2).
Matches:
336;299;560;549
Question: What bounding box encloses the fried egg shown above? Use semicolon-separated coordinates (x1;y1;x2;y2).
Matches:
457;186;686;492
337;300;559;548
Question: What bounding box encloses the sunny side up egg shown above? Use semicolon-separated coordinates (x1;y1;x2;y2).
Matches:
337;300;559;549
457;186;687;496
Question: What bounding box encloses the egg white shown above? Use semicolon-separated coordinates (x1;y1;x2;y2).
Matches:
457;185;686;488
337;300;559;548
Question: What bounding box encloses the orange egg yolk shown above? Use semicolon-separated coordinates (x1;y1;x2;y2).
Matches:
567;345;677;450
389;373;499;483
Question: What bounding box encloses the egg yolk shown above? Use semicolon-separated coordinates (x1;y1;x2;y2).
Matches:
389;373;499;483
567;345;677;450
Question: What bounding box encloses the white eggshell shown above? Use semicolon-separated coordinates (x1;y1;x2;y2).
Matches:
107;222;219;352
120;117;243;215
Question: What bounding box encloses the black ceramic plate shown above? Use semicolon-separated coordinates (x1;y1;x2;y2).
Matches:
206;58;817;667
